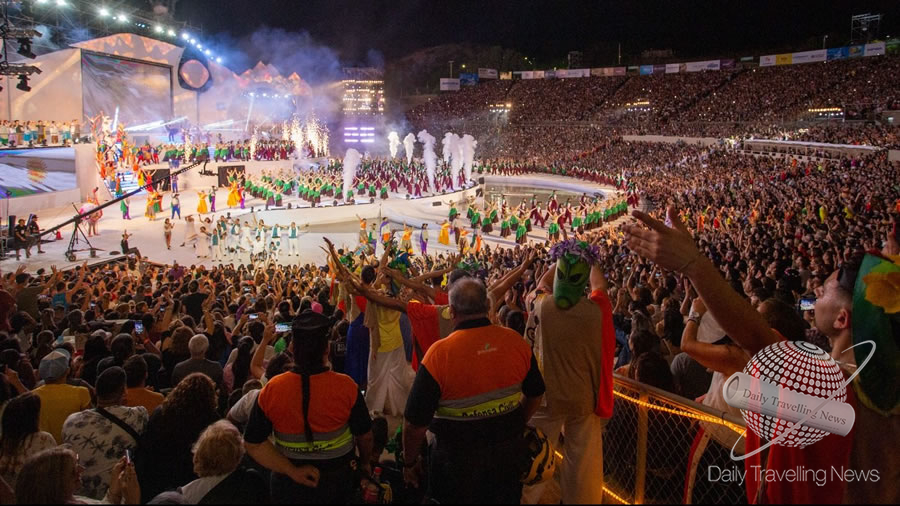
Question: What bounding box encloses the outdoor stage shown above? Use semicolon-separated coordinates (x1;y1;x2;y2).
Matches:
3;173;617;272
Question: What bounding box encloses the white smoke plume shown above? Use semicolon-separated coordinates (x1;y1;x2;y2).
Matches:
442;132;453;164
403;133;416;166
417;129;437;193
448;133;462;188
342;148;362;200
461;134;476;182
388;131;400;159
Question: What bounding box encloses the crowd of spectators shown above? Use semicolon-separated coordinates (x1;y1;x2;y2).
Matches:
0;131;896;502
408;55;900;150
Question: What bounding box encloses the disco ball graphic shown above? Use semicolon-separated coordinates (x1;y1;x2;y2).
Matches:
740;341;846;448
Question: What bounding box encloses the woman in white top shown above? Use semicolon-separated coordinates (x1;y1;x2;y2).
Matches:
196;226;211;258
181;215;197;247
0;393;57;490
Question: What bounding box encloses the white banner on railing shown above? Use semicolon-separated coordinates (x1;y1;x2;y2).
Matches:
759;55;776;67
685;60;720;72
533;70;545;78
665;63;680;74
520;71;534;79
559;69;590;78
791;49;827;64
439;78;460;91
865;42;886;56
477;68;498;79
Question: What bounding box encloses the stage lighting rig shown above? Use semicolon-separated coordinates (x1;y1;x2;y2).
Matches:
16;74;28;91
0;62;42;76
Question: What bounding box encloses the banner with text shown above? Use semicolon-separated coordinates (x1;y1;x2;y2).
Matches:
639;65;654;75
440;78;460;91
686;59;720;72
477;68;498;79
775;53;792;65
864;41;886;56
827;46;849;60
459;73;479;86
848;45;865;58
790;49;826;64
760;54;776;66
665;63;680;74
500;71;512;80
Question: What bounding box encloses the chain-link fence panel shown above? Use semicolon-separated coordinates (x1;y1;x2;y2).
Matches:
602;375;748;504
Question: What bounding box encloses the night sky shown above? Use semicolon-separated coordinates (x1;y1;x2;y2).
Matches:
176;0;899;69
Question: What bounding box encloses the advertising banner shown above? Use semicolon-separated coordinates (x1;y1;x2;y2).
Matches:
573;68;591;77
720;58;736;70
760;54;776;67
477;68;498;79
591;68;604;77
544;70;557;78
533;70;545;78
775;53;792;65
459;73;478;86
665;63;681;74
439;78;461;91
520;71;534;79
827;47;849;61
864;42;886;56
639;65;654;75
613;67;626;76
500;71;512;80
686;59;720;72
653;64;666;74
791;49;826;64
848;45;864;58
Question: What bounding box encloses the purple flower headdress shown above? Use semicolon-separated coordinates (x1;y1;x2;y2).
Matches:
549;239;602;265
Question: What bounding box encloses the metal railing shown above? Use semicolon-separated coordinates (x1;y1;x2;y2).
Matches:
600;375;748;504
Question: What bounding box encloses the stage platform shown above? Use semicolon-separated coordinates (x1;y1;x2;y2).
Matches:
2;174;617;272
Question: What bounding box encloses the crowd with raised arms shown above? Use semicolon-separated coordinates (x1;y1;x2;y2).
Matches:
0;126;897;504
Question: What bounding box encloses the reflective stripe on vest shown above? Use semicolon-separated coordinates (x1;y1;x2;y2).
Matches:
435;383;523;421
273;426;354;460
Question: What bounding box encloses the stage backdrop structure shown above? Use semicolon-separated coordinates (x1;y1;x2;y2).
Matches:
0;33;315;216
0;32;312;131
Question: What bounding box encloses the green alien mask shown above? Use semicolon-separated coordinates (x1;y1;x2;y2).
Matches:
553;258;590;309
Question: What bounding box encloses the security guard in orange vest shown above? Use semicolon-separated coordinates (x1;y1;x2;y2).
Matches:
401;278;546;504
244;310;374;504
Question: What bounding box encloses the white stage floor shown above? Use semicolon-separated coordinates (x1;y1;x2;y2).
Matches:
4;174;618;272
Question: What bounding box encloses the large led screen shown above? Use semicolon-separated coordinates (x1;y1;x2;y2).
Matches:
81;52;173;129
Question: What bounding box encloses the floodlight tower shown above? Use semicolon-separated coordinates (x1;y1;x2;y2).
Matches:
851;13;881;44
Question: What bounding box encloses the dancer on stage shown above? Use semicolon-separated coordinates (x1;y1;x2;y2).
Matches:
145;193;157;221
438;219;451;245
170;194;181;219
419;223;429;255
197;190;208;214
357;216;368;246
287;222;305;256
227;179;241;208
447;199;458;224
209;186;217;213
181;215;197;247
196;226;211;259
163;219;174;249
120;196;130;220
400;223;413;253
